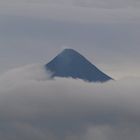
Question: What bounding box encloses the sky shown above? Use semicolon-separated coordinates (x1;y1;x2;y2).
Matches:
0;1;140;140
0;0;140;79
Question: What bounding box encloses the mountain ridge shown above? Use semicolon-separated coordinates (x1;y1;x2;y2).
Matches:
45;49;113;82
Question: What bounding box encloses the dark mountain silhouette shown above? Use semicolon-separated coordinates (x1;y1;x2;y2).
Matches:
45;49;113;82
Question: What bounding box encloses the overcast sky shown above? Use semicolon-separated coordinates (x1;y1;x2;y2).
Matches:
0;0;140;79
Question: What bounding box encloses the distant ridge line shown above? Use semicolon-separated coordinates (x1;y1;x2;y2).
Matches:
45;49;113;82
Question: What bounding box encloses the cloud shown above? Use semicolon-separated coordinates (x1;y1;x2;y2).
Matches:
0;1;140;24
1;0;140;9
0;64;140;140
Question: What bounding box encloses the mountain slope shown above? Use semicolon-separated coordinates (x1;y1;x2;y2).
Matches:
45;49;113;82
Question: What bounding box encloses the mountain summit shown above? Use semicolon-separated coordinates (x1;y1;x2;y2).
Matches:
45;49;113;82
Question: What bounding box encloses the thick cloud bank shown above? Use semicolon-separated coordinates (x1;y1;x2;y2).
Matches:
0;64;140;140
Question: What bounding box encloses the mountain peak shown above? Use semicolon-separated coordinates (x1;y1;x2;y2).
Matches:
59;48;83;57
45;49;113;82
62;48;77;53
61;48;81;54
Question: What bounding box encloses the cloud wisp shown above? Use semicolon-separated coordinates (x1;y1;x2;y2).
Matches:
0;1;140;24
0;64;140;140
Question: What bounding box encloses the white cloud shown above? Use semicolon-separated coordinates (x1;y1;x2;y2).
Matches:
0;64;140;139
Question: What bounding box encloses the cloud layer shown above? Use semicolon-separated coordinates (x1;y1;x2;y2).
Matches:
1;0;140;9
0;64;140;140
0;0;140;25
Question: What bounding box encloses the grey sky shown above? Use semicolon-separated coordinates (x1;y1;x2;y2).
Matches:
0;0;140;79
